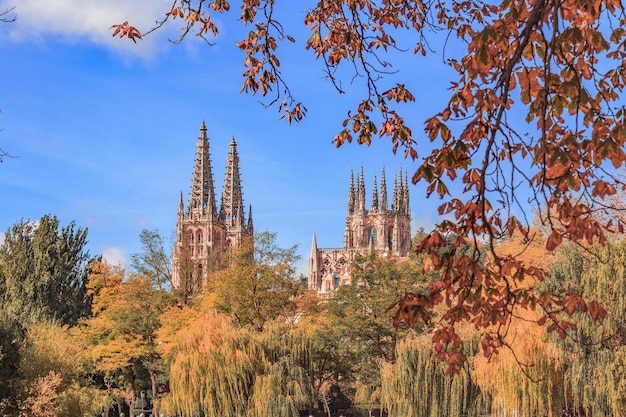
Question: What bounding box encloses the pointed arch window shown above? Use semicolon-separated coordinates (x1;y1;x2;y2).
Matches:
368;227;378;246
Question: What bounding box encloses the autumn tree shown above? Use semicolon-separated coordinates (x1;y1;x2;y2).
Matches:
209;231;304;331
0;215;91;326
18;321;110;417
113;0;626;369
161;314;315;417
80;260;169;416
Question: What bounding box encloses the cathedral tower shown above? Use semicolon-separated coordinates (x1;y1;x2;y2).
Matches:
172;121;253;290
308;167;411;294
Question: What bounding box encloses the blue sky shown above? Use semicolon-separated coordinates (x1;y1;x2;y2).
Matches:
0;0;456;274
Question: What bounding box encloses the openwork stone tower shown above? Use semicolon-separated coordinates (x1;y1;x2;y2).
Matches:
308;167;411;294
172;121;253;289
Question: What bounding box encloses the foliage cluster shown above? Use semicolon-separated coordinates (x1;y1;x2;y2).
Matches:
111;0;626;373
4;215;626;416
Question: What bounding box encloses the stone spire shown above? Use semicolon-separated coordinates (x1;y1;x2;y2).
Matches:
309;231;319;290
380;166;388;213
403;171;411;215
358;167;366;212
247;205;254;235
188;120;217;216
347;169;356;214
220;136;245;227
392;173;399;213
371;175;379;212
178;191;184;216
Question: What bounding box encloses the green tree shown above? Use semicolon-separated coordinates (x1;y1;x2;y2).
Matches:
328;253;428;380
0;310;24;416
380;332;487;417
0;215;91;326
131;228;172;291
210;231;304;331
540;241;626;416
305;252;432;413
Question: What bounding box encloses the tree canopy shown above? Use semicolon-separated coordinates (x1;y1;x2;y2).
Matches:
131;228;172;291
209;231;304;331
113;0;626;370
0;214;91;326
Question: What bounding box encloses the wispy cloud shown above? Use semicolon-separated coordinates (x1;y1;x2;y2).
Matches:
101;245;127;267
0;0;172;57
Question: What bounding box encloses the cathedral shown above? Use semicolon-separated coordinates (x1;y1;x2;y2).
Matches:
172;121;253;288
308;167;412;294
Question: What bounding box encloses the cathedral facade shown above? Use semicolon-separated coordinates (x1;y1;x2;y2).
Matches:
172;121;253;289
308;167;412;294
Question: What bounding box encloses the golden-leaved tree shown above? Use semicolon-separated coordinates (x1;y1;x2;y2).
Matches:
160;312;315;417
18;321;110;417
209;232;305;332
113;0;626;370
79;260;169;416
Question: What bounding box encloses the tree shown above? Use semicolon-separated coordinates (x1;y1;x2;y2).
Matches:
113;0;626;370
80;260;169;416
0;310;24;416
209;231;304;331
380;332;488;417
161;314;314;417
540;241;626;416
131;228;172;291
18;321;109;417
0;215;91;326
323;253;428;387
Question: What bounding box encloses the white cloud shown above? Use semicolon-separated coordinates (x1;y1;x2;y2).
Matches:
101;245;127;267
0;0;173;58
296;258;309;279
412;215;436;234
0;231;4;245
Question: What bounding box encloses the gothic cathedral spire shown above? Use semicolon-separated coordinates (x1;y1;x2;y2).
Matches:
380;166;388;213
173;123;253;291
219;136;244;227
309;166;412;294
189;120;217;217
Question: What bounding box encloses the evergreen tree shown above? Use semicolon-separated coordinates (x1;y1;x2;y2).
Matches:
0;214;91;326
0;310;24;416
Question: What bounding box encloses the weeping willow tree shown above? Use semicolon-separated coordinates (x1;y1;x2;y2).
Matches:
161;314;314;417
246;323;314;417
471;314;566;417
380;331;488;417
540;241;626;417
